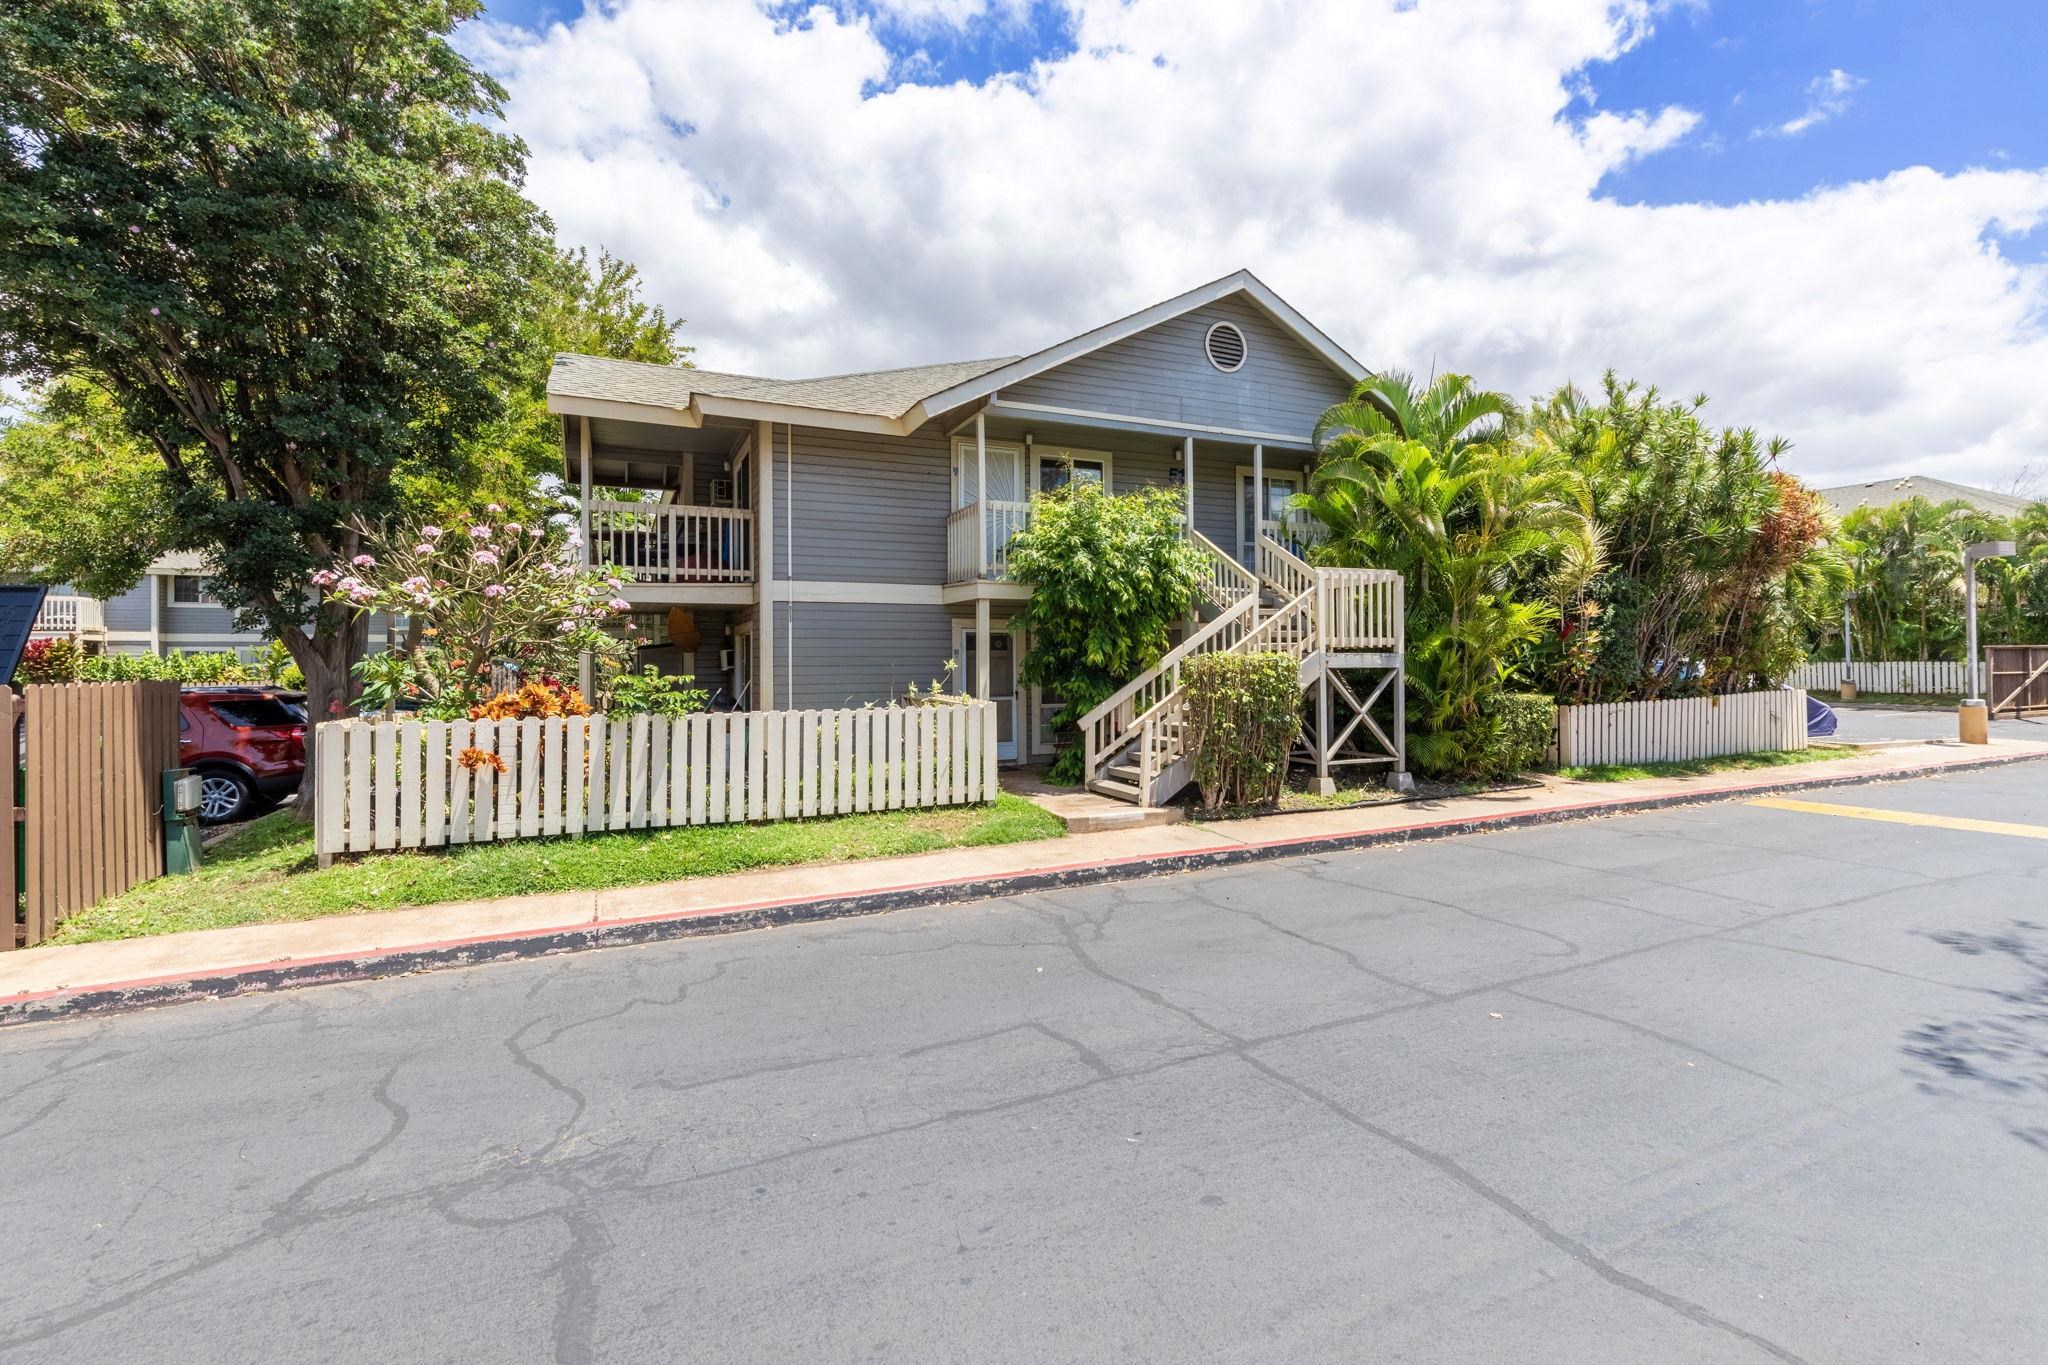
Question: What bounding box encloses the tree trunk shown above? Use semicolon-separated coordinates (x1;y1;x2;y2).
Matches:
279;609;370;824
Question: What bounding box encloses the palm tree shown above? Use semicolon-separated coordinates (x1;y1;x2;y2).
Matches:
1300;373;1592;775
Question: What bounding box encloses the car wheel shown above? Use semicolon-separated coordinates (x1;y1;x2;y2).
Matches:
197;769;254;825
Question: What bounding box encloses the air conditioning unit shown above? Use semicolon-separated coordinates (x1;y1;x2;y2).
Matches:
719;648;733;671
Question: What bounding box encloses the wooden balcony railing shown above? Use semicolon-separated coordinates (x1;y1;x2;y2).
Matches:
31;595;105;636
945;499;1033;584
589;500;754;584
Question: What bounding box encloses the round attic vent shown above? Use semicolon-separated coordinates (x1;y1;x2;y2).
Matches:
1204;321;1248;373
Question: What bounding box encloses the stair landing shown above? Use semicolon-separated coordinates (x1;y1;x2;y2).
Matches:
1002;769;1185;834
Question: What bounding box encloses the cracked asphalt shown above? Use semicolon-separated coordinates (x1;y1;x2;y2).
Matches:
4;761;2048;1363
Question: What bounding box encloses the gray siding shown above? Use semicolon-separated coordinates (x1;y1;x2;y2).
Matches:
771;422;951;585
100;578;154;633
1003;293;1354;438
774;602;954;710
1191;447;1313;556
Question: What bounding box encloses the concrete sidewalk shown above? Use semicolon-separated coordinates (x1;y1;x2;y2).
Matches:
4;737;2044;1023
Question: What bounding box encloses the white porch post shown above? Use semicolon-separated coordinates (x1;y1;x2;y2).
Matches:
147;573;162;653
577;416;594;701
975;411;989;580
1251;442;1264;544
1183;436;1195;531
755;420;776;711
974;597;991;700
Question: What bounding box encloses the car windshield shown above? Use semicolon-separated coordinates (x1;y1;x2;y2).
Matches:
208;698;302;729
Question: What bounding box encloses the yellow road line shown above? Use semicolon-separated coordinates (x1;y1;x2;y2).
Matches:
1748;796;2048;841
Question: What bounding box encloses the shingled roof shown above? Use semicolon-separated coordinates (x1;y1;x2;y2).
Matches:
547;353;1017;422
1818;475;2034;519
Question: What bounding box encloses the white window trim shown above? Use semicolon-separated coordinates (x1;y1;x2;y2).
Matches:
1234;464;1304;559
168;574;212;608
948;438;1027;509
1033;444;1115;494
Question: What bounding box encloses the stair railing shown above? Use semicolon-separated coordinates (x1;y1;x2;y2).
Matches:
1190;529;1258;612
1080;592;1259;788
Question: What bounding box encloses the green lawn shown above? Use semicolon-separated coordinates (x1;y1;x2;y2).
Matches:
47;795;1066;945
1557;745;1853;784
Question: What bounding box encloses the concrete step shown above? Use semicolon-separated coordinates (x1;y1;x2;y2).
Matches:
1090;777;1143;801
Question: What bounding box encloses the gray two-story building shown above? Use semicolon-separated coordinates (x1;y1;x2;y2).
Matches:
548;269;1404;798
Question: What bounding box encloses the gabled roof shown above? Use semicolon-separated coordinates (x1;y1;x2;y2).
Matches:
904;269;1366;427
545;268;1364;437
1818;475;2034;519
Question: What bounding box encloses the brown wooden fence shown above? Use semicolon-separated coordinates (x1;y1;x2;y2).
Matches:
1986;645;2048;718
9;682;181;949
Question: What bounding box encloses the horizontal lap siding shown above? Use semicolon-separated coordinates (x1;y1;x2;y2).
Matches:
786;602;956;711
782;422;952;584
98;579;155;632
1002;294;1354;436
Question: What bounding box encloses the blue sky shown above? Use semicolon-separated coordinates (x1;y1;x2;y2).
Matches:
473;1;2048;485
484;0;2044;211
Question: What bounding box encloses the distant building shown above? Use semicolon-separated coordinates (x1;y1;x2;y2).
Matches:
29;552;397;657
1818;475;2034;520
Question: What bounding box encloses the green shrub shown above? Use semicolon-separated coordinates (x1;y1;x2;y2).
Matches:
1472;692;1554;778
79;649;256;685
604;666;708;717
1008;482;1208;778
1181;652;1302;811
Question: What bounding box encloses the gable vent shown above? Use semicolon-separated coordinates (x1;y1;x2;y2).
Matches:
1204;321;1248;373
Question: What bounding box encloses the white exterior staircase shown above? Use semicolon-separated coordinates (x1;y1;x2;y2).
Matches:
1079;532;1405;807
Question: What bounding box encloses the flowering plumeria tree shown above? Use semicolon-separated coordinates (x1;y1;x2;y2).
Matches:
317;506;634;718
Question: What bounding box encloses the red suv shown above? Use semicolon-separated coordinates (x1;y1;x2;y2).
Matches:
178;687;307;824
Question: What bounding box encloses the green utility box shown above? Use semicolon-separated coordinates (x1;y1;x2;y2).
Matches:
162;768;203;876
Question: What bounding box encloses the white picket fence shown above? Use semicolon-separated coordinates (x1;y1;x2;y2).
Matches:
1784;659;1974;696
314;702;998;859
1553;690;1808;769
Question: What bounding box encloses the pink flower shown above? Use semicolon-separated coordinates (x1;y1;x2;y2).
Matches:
414;544;434;554
527;525;544;537
565;532;584;548
421;525;443;539
472;550;499;567
309;569;338;587
503;522;521;535
401;576;430;592
607;598;632;613
486;502;503;515
351;554;374;568
336;575;362;592
483;584;508;598
468;526;492;540
127;225;141;235
556;620;576;633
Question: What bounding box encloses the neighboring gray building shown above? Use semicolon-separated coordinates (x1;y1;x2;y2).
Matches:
548;269;1367;767
1819;475;2035;520
31;551;397;658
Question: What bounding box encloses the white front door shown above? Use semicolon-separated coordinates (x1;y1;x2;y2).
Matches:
959;626;1020;761
1237;468;1304;564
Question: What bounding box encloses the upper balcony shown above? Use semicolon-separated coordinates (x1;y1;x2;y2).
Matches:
945;499;1033;585
30;595;105;638
589;500;756;594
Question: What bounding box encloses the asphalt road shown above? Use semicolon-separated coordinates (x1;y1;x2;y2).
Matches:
1826;702;2046;744
4;762;2048;1364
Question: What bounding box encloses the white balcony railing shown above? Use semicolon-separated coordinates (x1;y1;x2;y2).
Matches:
31;595;105;636
945;499;1033;584
589;500;754;584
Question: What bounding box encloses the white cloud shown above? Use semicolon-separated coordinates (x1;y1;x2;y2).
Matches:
470;0;2048;487
1757;67;1866;139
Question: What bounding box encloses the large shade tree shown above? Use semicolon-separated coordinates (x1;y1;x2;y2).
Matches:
0;0;560;812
